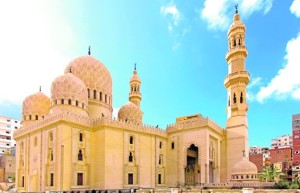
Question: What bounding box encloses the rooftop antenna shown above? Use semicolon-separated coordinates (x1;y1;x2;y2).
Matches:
88;46;91;55
235;4;238;14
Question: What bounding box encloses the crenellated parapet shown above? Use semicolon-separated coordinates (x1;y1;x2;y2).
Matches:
14;111;92;139
14;111;167;140
166;114;224;134
93;117;167;138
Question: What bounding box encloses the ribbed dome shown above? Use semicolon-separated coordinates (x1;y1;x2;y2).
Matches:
130;70;141;83
64;55;112;96
22;91;50;117
232;158;258;175
51;73;88;106
118;102;143;123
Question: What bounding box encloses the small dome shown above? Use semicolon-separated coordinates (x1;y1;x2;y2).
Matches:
118;102;143;123
232;158;258;175
64;55;112;97
130;70;141;83
51;73;88;107
22;91;50;118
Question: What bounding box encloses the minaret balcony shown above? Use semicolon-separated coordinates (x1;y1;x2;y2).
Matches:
129;92;142;98
224;71;250;88
226;46;248;61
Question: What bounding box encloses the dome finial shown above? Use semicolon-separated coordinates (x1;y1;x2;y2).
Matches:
88;46;91;55
134;63;136;71
39;86;41;92
235;4;238;14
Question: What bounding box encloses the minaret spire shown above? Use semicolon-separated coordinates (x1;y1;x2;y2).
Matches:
129;64;142;107
235;4;238;14
88;46;91;55
39;86;41;92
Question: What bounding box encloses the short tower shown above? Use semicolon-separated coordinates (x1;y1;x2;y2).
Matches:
129;64;142;107
224;7;250;181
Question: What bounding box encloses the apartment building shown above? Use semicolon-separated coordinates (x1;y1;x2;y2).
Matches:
0;116;20;155
271;135;292;149
249;146;270;172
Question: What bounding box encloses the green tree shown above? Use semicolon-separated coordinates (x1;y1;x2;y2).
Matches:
258;166;286;182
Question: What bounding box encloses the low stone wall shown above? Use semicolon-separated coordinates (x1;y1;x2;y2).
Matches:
14;188;300;193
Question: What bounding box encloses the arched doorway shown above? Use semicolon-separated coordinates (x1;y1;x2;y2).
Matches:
185;144;200;185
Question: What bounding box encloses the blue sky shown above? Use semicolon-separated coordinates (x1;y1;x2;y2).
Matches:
0;0;299;147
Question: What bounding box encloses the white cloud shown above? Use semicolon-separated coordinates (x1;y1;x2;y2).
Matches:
112;108;120;119
291;0;300;17
161;2;181;32
257;34;300;102
201;0;230;30
247;77;262;101
200;0;274;31
182;26;191;37
248;77;262;89
0;1;77;104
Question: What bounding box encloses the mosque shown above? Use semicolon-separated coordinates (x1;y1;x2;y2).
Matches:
14;10;260;192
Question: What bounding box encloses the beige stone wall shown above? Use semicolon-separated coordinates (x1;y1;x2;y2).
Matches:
226;116;248;180
167;124;224;186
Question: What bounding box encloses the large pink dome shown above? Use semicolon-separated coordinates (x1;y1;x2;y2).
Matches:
64;55;112;97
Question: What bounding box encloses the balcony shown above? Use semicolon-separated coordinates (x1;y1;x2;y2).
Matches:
224;71;250;88
226;45;248;61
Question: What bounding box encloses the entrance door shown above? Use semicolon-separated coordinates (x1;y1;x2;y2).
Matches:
185;144;199;185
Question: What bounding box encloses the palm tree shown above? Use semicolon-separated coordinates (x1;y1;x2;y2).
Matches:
258;166;286;182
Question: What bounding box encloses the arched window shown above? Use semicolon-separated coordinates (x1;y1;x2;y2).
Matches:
76;100;78;106
129;136;133;144
240;92;243;103
94;90;97;99
238;38;241;45
78;150;83;161
159;155;163;165
100;92;102;101
50;149;53;161
233;93;237;104
228;97;230;106
29;115;32;120
79;133;83;142
35;115;38;120
87;89;90;98
61;99;64;104
159;141;162;149
68;99;72;105
105;94;107;103
129;152;133;162
134;87;136;91
233;39;236;46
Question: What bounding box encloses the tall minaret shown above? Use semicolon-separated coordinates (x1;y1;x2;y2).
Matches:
129;64;142;107
224;6;250;181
